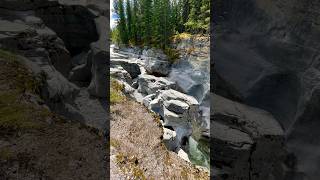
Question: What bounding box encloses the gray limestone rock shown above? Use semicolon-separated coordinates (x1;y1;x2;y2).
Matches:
144;57;170;76
212;93;286;180
137;74;175;95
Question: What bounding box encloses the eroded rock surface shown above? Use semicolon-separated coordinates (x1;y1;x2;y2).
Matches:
138;74;176;95
0;0;108;130
212;93;286;180
213;0;320;179
110;45;209;169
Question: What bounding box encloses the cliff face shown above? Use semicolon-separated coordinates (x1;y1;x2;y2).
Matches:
0;0;109;129
213;0;320;179
0;1;108;178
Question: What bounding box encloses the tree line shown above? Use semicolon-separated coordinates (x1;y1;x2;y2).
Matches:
111;0;210;49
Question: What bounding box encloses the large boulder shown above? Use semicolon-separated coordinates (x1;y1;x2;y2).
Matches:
137;74;175;95
164;100;189;114
111;59;141;79
142;48;170;76
144;57;170;76
0;18;73;78
110;66;132;84
163;127;178;151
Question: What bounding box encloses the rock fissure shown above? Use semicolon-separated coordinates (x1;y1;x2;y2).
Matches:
110;34;210;169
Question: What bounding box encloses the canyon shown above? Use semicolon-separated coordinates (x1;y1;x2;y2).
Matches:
212;0;320;179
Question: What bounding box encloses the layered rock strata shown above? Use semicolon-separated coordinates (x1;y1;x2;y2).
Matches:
0;0;108;130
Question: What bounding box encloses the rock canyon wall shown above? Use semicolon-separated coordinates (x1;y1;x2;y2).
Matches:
212;0;320;179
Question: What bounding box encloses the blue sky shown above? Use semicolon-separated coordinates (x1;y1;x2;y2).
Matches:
110;0;118;29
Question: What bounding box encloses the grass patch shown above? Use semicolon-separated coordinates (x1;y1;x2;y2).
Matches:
180;167;189;179
0;49;44;94
0;49;49;134
115;152;146;180
172;33;192;41
0;90;49;133
150;111;162;128
110;79;125;104
164;151;172;166
110;138;121;148
164;48;180;64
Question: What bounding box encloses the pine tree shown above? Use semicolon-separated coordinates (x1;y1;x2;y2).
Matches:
152;0;162;47
112;0;209;46
141;0;152;45
181;0;190;32
171;0;180;34
199;0;210;32
163;0;174;48
118;0;128;44
131;0;139;44
126;0;133;43
186;0;203;32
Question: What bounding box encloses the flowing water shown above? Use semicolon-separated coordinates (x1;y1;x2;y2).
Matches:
169;46;210;169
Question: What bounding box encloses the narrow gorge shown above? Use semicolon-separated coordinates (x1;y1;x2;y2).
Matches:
110;33;210;170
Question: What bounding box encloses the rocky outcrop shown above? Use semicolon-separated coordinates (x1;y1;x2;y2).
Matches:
0;19;78;100
110;45;209;167
0;0;108;130
144;57;170;76
212;93;286;180
110;67;133;84
142;48;170;76
144;89;200;152
170;35;210;103
111;59;141;79
213;0;320;179
138;74;176;95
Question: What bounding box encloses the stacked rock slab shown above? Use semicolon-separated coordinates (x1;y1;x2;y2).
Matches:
138;74;176;95
145;89;200;151
212;93;287;180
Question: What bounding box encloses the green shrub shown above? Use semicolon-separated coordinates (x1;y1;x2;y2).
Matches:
172;33;192;41
164;48;180;64
110;79;125;104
